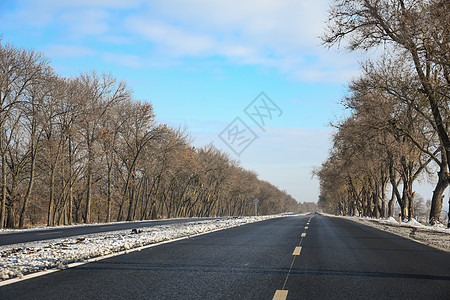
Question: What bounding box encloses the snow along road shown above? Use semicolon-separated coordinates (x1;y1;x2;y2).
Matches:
1;214;450;299
0;217;220;246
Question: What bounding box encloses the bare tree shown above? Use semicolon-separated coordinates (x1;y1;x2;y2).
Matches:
0;41;297;228
76;72;129;223
323;0;450;224
0;41;49;228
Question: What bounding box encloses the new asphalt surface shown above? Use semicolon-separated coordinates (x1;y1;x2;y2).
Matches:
1;214;449;299
0;218;217;246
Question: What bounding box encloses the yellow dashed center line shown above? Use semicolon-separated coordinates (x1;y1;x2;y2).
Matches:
292;246;302;255
272;289;288;300
274;216;313;299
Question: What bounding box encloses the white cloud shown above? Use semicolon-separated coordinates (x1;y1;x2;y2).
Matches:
99;35;133;44
146;0;328;47
26;0;142;10
60;9;111;36
2;0;362;83
45;45;97;58
102;53;142;68
126;18;215;56
123;0;360;83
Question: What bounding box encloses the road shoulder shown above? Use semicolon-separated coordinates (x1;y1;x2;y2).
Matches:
322;213;450;253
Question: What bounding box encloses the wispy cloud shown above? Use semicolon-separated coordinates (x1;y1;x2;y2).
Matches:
60;9;111;37
102;52;142;68
1;0;362;82
122;0;360;82
45;45;97;58
126;18;215;57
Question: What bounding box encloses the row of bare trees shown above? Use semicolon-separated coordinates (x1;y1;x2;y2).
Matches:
316;0;449;226
0;40;300;228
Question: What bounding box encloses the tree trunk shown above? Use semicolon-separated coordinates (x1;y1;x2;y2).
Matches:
429;163;448;224
85;172;92;223
400;184;410;221
399;178;415;222
126;182;135;221
429;180;448;225
19;151;36;228
1;153;6;229
388;189;395;217
447;194;450;228
117;201;124;221
68;136;73;225
408;191;415;221
400;202;407;221
119;166;134;221
380;177;386;218
373;192;380;219
106;165;112;223
6;195;16;228
47;166;55;226
85;144;93;224
388;156;401;218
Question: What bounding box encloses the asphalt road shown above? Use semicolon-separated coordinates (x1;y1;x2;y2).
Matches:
1;214;449;299
0;217;217;246
287;215;450;299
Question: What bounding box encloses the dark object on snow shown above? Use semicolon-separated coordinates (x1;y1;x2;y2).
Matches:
131;228;141;234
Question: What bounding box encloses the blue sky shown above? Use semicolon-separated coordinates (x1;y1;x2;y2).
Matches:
1;0;370;203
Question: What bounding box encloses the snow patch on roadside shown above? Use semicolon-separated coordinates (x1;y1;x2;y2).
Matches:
404;218;423;227
0;218;198;234
377;217;399;225
0;215;287;282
